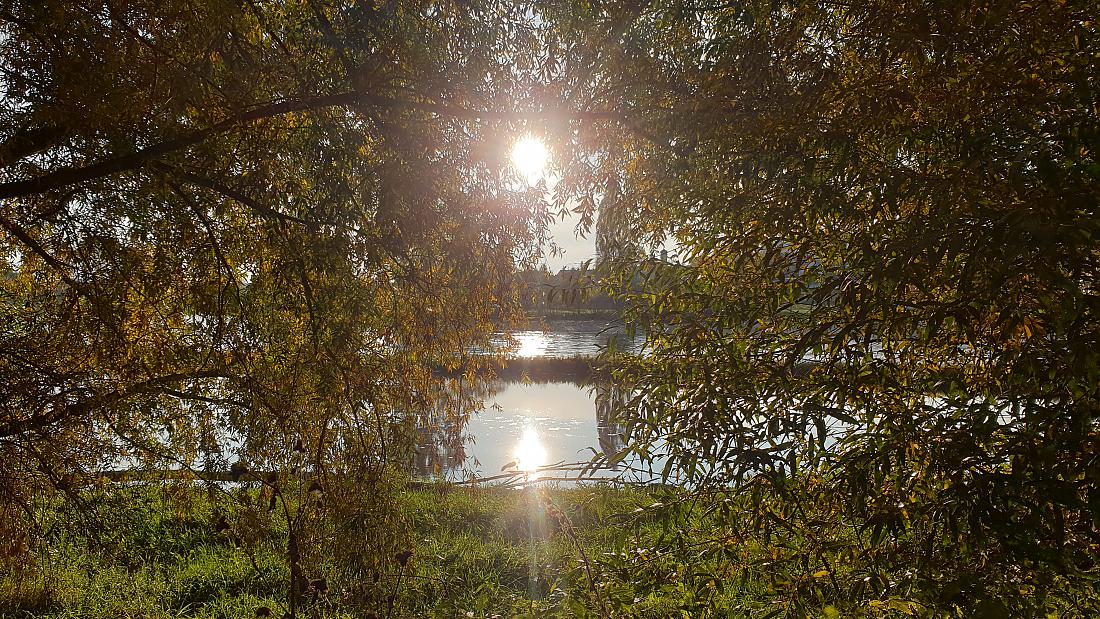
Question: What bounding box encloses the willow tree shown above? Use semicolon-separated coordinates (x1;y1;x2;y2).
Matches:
545;0;1100;615
0;0;575;608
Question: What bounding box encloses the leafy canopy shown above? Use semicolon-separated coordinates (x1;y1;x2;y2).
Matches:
544;0;1100;614
0;0;568;572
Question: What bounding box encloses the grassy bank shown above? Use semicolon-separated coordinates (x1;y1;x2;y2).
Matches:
0;483;749;618
4;481;1089;618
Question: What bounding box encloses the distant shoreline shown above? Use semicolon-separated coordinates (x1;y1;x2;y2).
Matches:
524;308;621;320
435;355;603;385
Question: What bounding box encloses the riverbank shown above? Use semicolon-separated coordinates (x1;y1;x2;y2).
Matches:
0;484;747;618
3;482;1085;617
527;308;622;321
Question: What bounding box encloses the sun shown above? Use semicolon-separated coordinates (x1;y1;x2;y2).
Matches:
510;137;549;184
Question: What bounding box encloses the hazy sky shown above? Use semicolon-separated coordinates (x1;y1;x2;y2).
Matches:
539;204;681;272
543;207;597;272
510;138;598;272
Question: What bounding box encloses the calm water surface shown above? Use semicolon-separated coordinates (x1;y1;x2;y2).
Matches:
425;318;653;483
456;382;657;482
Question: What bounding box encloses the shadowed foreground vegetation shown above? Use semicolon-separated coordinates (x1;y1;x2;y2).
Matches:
2;484;743;618
3;482;1096;618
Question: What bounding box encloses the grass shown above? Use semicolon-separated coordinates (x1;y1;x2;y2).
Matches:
1;486;286;618
9;480;1085;617
0;482;746;618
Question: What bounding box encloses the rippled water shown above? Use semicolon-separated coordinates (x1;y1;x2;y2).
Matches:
489;317;642;358
464;383;607;474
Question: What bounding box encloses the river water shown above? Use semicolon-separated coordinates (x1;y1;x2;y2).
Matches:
416;318;654;483
488;317;642;358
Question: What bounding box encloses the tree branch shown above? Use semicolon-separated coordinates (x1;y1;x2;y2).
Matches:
0;91;654;202
0;91;365;201
0;370;233;439
154;162;312;226
0;124;69;168
161;387;249;410
0;212;78;286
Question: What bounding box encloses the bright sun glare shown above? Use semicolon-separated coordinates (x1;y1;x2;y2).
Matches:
514;331;549;358
510;137;549;184
515;424;547;474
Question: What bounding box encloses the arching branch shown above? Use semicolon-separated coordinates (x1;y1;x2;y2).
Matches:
0;212;78;286
0;124;68;168
153;162;312;227
0;370;235;439
0;91;654;202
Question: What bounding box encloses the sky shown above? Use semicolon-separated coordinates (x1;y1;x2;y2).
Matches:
544;208;597;272
509;136;680;273
510;137;598;272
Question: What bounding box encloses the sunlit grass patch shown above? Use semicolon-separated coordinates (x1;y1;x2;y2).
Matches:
3;483;744;618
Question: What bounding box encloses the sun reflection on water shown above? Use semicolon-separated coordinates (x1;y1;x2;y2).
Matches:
513;331;549;357
514;424;547;478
